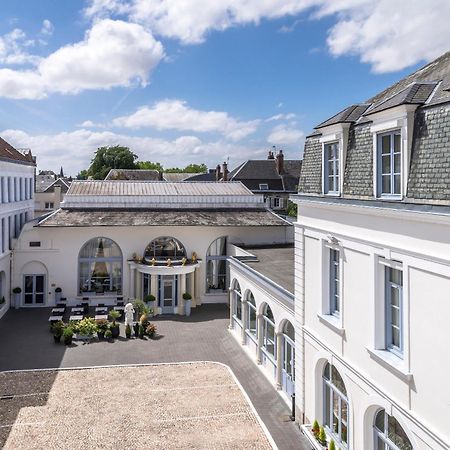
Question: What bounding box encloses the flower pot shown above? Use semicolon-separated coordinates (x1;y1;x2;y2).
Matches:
53;335;61;343
184;299;192;316
110;324;120;338
97;331;105;340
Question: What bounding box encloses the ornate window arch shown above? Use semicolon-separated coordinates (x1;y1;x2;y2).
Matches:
323;362;349;447
374;409;413;450
79;237;122;294
144;237;186;263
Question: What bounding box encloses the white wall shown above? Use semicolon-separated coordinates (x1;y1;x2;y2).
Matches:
13;222;290;307
295;199;450;450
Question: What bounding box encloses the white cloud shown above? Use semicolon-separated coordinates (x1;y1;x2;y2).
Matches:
0;28;39;66
266;113;296;122
111;99;259;141
1;128;269;174
0;19;164;99
40;19;54;36
85;0;450;72
267;124;304;146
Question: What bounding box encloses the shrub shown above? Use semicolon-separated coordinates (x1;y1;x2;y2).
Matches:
125;324;132;338
146;323;157;337
318;427;327;446
138;323;145;338
12;287;21;294
312;419;320;438
77;317;97;337
63;327;74;344
133;299;147;317
51;320;65;338
329;440;336;450
96;318;109;333
182;292;192;301
108;309;121;325
105;329;113;339
143;294;155;303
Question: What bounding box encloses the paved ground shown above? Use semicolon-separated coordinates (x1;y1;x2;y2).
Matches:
0;305;308;449
1;363;273;450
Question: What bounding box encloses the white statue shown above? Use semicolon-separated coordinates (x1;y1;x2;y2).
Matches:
124;302;135;327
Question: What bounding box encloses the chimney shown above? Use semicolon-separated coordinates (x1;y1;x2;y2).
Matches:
267;146;275;160
275;149;284;175
222;161;228;182
215;164;222;181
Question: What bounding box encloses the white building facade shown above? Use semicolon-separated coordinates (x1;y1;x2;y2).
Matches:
292;52;450;450
0;138;35;319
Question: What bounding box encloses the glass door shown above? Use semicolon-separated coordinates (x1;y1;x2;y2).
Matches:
282;335;295;396
159;275;177;314
23;275;45;306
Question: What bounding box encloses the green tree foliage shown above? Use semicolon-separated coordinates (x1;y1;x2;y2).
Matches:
87;146;137;179
165;163;207;173
76;169;88;180
287;200;297;218
136;160;164;171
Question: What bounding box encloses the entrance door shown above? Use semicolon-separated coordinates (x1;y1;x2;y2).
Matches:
160;275;177;314
282;335;295;396
23;275;46;306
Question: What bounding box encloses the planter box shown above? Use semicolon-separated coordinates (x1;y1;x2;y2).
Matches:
300;425;325;450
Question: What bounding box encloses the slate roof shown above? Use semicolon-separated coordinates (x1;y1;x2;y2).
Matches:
0;137;35;165
315;104;370;129
40;178;71;193
299;50;450;206
229;159;302;192
105;169;161;181
37;209;290;227
162;173;195;182
186;171;216;181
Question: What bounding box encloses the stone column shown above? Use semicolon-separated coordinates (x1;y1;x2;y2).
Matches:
257;314;264;364
129;267;136;299
276;332;283;390
180;273;186;315
228;287;234;330
241;298;247;345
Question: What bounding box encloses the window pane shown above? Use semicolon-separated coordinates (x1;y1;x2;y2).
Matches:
394;175;401;194
376;437;385;450
375;410;385;432
324;385;331;426
390;268;402;285
388;416;413;450
381;135;391;154
332;366;347;395
392;327;400;348
332;393;339;434
341;399;348;444
391;306;400;325
394;154;401;173
394;133;401;152
382;175;391;193
248;305;257;336
382;155;391;174
324;363;331;380
390;286;400;307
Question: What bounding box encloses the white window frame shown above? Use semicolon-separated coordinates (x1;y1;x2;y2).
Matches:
384;265;403;357
376;130;402;199
329;248;340;317
259;183;269;190
324;141;340;195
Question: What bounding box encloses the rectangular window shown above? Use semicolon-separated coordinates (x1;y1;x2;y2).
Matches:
29;241;41;247
329;249;340;316
377;130;401;197
259;183;269;190
44;202;54;209
324;142;339;194
385;266;403;356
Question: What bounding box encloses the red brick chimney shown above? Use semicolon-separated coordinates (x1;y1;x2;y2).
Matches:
222;161;228;181
275;150;284;175
215;164;222;181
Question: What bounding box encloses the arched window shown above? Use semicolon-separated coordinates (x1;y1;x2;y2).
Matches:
323;363;349;447
79;237;122;294
281;320;295;395
144;237;186;263
206;236;227;292
374;410;413;450
245;291;257;340
232;280;242;321
262;304;276;359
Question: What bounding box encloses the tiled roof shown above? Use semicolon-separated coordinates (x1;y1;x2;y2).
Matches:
0;137;35;165
67;180;253;196
162;173;195;182
38;209;290;227
315;104;370;129
105;169;161;181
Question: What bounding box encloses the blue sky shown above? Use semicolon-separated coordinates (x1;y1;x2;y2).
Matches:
0;0;448;175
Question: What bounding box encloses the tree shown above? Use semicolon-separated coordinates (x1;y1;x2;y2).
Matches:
87;146;137;180
287;200;297;218
183;163;207;173
76;169;88;180
136;161;163;171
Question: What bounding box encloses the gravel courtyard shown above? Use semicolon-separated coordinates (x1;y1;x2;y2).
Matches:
1;362;273;450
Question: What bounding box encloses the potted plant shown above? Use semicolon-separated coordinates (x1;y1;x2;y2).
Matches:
52;321;65;343
63;326;74;345
312;419;320;440
329;440;336;450
125;323;132;339
183;292;192;316
146;323;157;338
76;317;97;342
55;287;62;302
138;323;145;339
12;287;21;309
318;427;327;447
109;310;121;338
105;329;113;341
96;319;109;340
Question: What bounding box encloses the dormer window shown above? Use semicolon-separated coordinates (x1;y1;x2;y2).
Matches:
377;130;401;198
324;142;339;195
259;183;269;190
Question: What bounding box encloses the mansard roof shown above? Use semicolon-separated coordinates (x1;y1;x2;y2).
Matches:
0;137;35;166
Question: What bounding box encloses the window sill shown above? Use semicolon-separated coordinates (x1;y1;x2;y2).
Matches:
324;192;341;197
317;313;345;336
245;330;257;343
377;195;403;201
366;347;413;382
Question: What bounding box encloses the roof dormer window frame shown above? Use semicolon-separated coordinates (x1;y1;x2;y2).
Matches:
369;104;417;201
319;123;350;197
